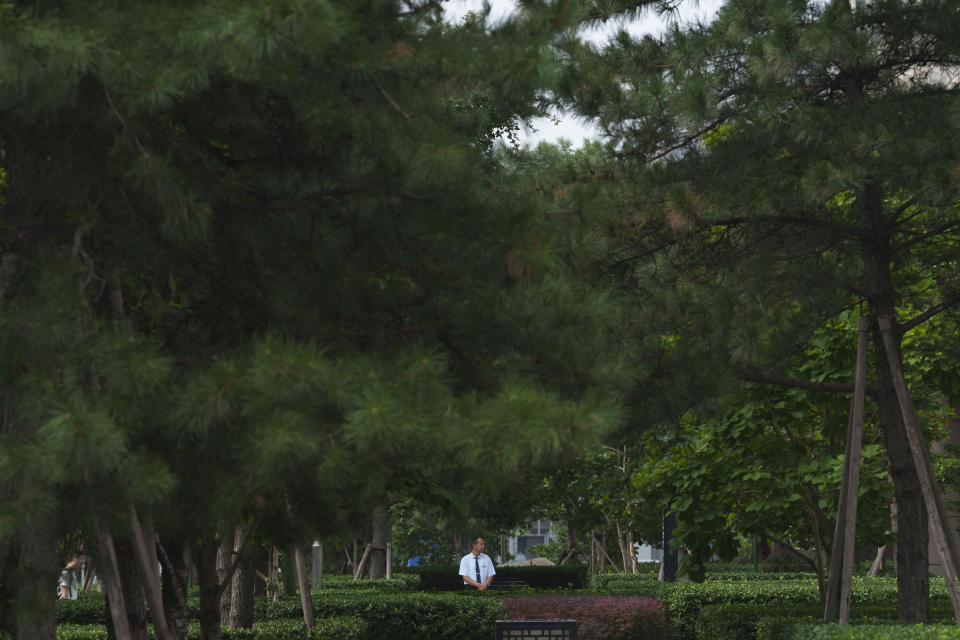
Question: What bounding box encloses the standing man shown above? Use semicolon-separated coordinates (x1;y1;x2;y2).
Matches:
58;551;82;600
459;537;495;590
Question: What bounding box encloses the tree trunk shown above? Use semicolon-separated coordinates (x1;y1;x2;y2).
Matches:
129;508;172;640
106;538;149;640
294;545;315;629
159;536;191;640
615;521;633;574
283;546;298;597
14;515;57;640
216;534;232;623
368;505;388;580
228;526;255;629
98;532;132;640
195;539;222;640
860;183;930;623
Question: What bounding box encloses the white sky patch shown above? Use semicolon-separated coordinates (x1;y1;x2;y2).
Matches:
443;0;727;148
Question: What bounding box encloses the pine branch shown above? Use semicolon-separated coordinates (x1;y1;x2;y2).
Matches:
898;293;960;334
891;219;960;255
741;372;878;397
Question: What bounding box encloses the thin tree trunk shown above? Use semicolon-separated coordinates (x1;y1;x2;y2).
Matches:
107;537;149;640
294;545;315;629
369;505;388;579
216;534;232;623
228;525;255;629
284;546;299;596
615;521;633;574
98;532;133;640
196;538;222;640
159;536;191;640
129;507;172;640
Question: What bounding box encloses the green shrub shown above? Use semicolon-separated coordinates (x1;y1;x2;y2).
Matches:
55;592;107;625
50;617;364;640
399;564;587;591
311;591;503;640
696;601;959;640
759;623;960;640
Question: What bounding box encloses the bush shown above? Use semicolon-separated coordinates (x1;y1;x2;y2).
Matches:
47;617;364;640
312;591;503;640
759;623;960;640
694;602;959;640
399;564;588;590
502;595;670;640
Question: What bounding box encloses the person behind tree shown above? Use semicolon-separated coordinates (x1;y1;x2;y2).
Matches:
58;551;82;600
459;537;495;590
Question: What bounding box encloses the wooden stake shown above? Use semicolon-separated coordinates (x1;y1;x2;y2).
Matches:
879;316;960;623
824;318;869;622
353;543;372;581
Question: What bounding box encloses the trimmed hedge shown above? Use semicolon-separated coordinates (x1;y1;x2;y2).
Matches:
651;576;959;640
759;623;960;640
695;602;958;640
41;617;364;640
399;564;588;590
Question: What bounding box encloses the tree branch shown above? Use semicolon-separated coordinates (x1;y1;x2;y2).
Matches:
742;372;878;397
899;293;960;334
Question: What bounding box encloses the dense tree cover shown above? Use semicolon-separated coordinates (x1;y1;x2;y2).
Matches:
554;0;960;622
0;0;660;638
3;0;960;636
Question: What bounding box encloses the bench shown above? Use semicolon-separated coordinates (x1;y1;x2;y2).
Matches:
495;620;577;639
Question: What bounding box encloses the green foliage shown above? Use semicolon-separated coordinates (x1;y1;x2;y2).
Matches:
759;623;960;640
37;617;365;640
697;601;957;640
398;565;588;591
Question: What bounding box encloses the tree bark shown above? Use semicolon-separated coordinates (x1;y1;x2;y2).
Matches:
228;525;255;629
294;545;315;629
858;180;930;623
106;537;149;640
98;532;133;640
368;505;388;579
216;534;232;623
283;546;298;596
14;515;57;640
195;538;222;640
159;536;191;640
129;508;172;640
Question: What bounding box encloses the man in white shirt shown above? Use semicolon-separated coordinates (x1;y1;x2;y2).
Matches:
459;537;495;590
58;552;82;600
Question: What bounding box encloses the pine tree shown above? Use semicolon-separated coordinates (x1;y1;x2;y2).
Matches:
559;0;960;621
1;1;632;637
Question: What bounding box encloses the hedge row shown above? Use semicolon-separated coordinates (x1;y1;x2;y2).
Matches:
398;564;588;590
54;592;501;640
12;617;365;640
759;623;960;640
696;602;957;640
608;576;952;640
